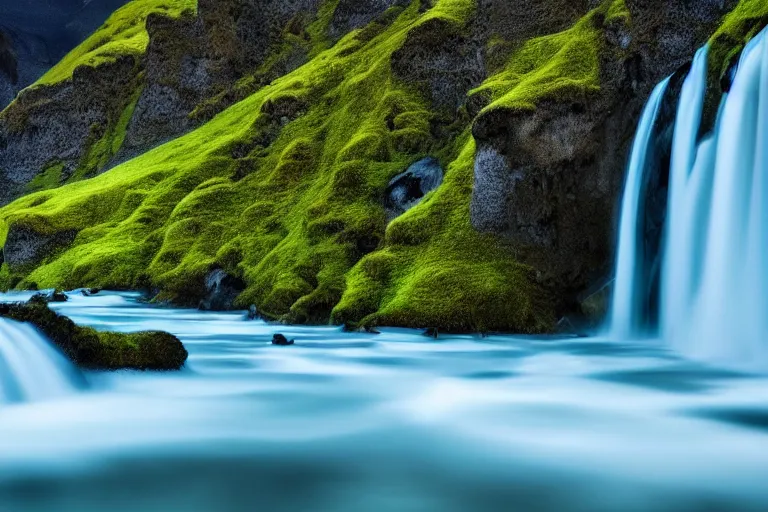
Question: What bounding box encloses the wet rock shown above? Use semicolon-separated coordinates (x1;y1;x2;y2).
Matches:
272;333;295;346
721;49;742;93
0;301;188;370
30;290;69;303
423;328;439;339
342;323;381;334
81;288;102;297
198;269;246;311
384;157;444;219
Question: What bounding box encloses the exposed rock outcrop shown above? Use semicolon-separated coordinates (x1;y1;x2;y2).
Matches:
470;0;740;315
2;224;77;269
384;157;444;219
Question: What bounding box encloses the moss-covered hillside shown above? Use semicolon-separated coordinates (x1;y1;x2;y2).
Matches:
1;0;766;332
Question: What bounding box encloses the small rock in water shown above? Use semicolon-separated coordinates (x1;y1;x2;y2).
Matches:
29;290;68;304
245;304;259;321
423;328;439;339
272;333;295;346
81;288;102;297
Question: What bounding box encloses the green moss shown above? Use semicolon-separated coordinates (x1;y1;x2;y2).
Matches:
332;136;551;332
472;18;598;113
35;0;197;87
709;0;768;82
25;161;65;193
605;0;630;24
470;0;623;114
0;301;187;370
0;0;556;333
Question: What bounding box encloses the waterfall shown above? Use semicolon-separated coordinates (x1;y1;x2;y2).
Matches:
0;318;85;405
609;77;670;339
611;25;768;369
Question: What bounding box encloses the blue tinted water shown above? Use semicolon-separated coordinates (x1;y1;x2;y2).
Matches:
0;291;767;511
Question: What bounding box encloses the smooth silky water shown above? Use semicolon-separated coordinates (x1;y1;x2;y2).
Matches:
0;291;768;511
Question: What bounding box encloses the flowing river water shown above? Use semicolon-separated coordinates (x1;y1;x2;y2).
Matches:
0;291;767;511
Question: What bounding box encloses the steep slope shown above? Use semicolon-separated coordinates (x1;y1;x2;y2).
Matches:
0;0;133;110
1;0;766;332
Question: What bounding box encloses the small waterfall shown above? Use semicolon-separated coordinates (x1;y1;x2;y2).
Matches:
0;318;85;405
611;25;768;369
609;77;670;339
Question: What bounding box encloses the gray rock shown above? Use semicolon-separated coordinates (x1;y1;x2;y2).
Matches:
384;157;444;219
2;224;77;269
198;269;246;311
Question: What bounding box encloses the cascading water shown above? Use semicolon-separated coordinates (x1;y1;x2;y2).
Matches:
0;318;85;404
611;25;768;370
609;77;670;339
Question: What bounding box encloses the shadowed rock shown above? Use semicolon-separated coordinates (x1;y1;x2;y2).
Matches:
384;157;443;219
199;269;246;311
2;224;77;269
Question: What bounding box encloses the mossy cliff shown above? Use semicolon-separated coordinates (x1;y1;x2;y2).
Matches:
1;0;766;332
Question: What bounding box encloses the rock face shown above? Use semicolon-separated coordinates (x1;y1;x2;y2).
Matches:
384;157;444;219
2;224;77;269
469;0;740;313
0;56;141;206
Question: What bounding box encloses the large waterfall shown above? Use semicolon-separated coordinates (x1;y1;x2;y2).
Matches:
611;26;768;369
0;318;84;404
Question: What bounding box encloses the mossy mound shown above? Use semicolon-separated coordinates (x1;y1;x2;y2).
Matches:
0;301;188;370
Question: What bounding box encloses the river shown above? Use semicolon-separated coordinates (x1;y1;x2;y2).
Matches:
0;291;767;511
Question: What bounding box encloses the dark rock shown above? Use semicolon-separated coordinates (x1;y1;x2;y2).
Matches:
343;323;381;334
198;269;246;311
272;333;295;346
384;157;444;219
0;301;187;370
2;224;78;269
423;328;439;339
391;17;484;110
329;0;409;40
29;289;68;304
81;288;102;297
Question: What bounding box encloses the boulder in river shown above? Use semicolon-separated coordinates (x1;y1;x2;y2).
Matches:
272;334;295;346
0;301;188;370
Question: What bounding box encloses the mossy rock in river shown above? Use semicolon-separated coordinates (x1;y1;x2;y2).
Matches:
0;301;188;370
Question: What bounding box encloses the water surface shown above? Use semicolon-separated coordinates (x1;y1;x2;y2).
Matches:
1;291;767;511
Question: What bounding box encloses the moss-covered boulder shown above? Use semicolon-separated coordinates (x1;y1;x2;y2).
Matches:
0;301;188;370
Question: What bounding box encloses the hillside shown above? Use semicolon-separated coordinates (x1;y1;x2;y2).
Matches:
1;0;766;332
